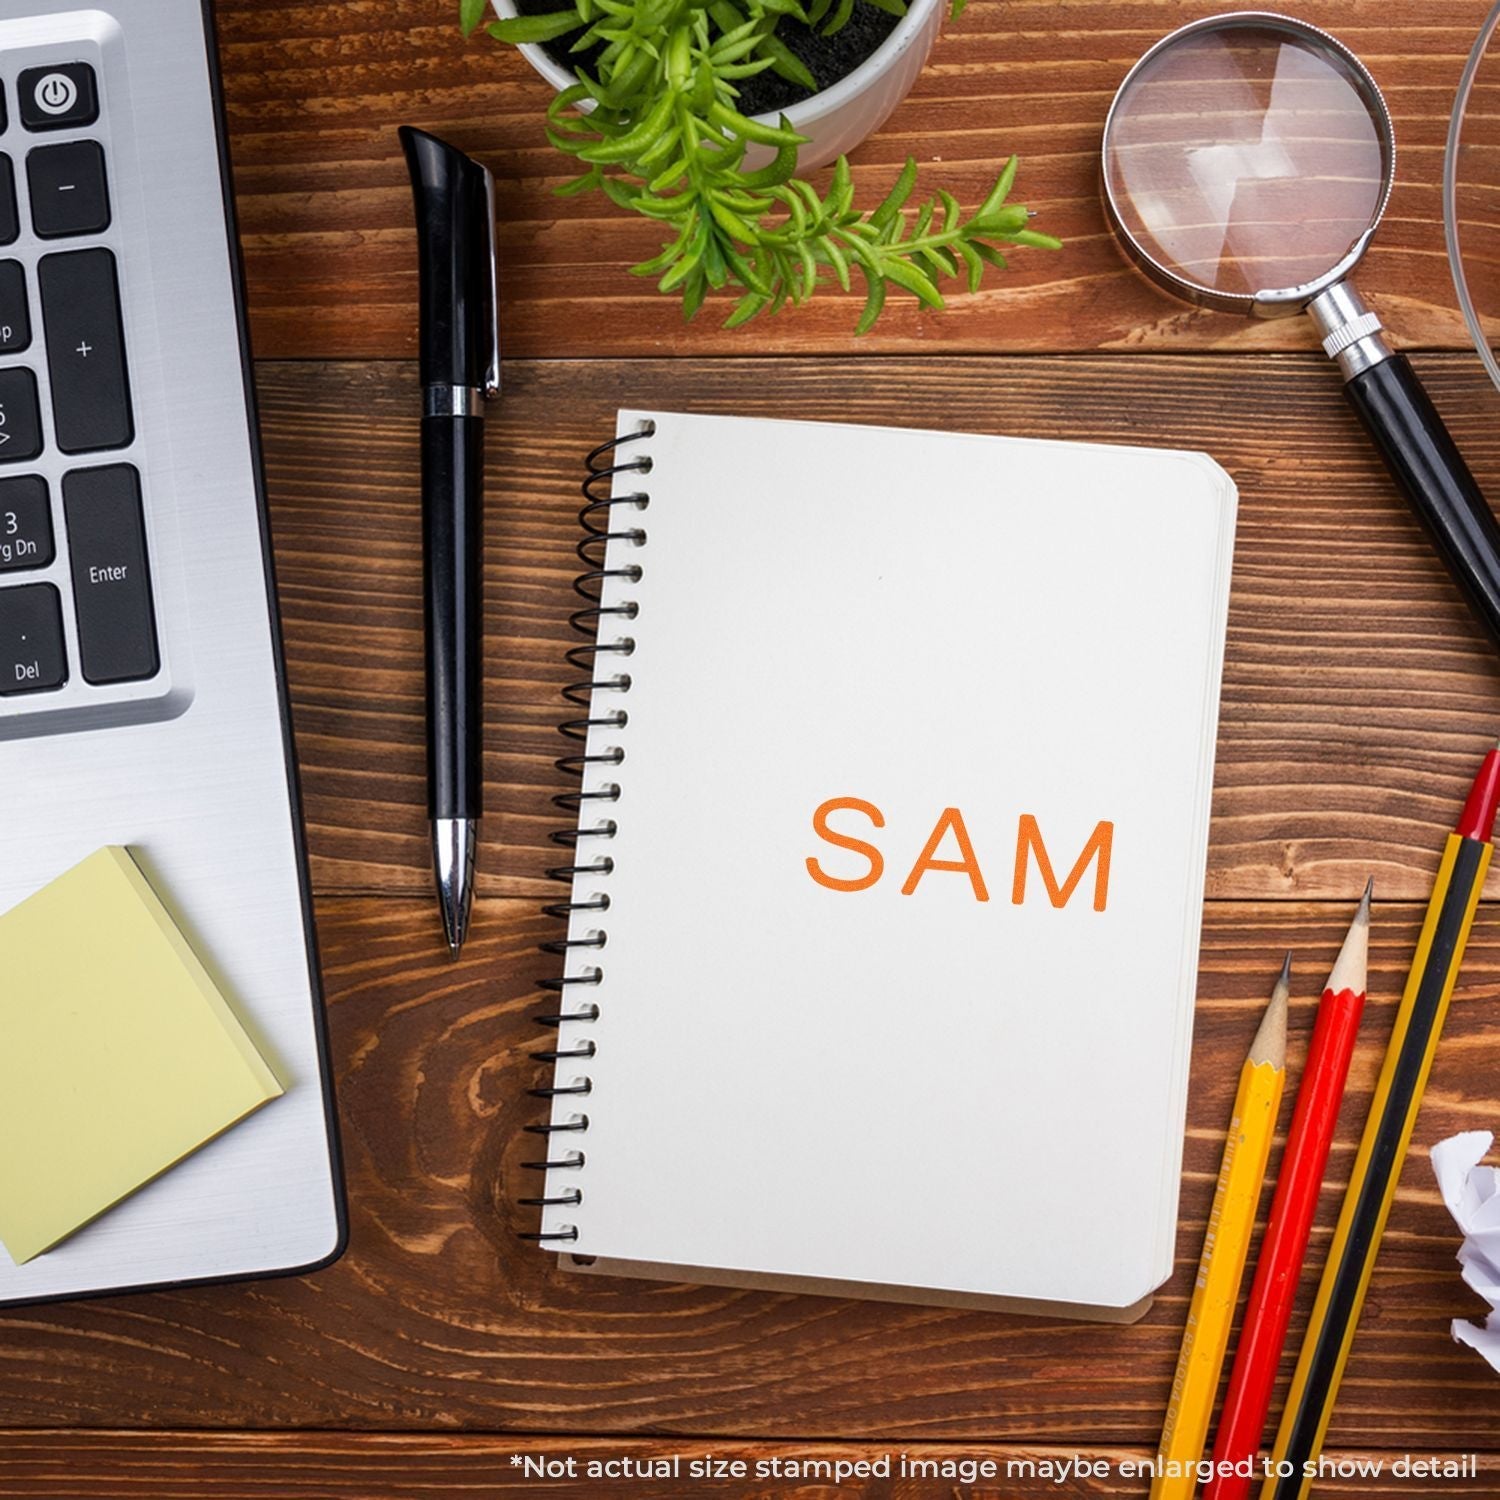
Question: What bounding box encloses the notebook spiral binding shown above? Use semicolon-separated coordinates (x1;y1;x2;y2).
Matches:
518;419;655;1246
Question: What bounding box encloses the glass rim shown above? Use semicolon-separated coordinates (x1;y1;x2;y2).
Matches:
1101;9;1396;316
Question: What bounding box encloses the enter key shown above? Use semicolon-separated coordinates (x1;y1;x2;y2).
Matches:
63;464;159;684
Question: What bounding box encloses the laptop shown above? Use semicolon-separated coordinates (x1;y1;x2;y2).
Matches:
0;0;346;1302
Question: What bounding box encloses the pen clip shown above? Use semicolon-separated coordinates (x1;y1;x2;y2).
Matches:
482;163;501;401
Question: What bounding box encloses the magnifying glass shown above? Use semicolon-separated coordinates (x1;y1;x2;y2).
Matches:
1103;11;1500;649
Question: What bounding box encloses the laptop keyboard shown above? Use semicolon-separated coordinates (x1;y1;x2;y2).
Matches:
0;59;159;699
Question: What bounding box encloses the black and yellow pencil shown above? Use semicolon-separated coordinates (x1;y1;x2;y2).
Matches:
1262;743;1500;1500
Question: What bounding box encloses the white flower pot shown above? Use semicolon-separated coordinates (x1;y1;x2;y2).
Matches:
492;0;943;171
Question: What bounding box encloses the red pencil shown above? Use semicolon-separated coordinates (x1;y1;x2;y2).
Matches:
1202;881;1373;1500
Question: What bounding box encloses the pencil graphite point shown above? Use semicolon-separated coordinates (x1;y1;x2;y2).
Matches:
1326;880;1373;998
1250;954;1291;1068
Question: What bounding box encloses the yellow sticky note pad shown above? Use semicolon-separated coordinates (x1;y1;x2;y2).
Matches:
0;847;282;1264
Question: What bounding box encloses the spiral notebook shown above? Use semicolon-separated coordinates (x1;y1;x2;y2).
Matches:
529;410;1237;1319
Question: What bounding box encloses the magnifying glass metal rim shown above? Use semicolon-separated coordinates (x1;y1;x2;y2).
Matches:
1101;9;1396;318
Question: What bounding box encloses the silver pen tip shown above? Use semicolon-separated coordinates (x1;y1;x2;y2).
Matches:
433;817;477;958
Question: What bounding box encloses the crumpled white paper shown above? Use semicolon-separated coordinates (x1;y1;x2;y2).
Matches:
1431;1131;1500;1371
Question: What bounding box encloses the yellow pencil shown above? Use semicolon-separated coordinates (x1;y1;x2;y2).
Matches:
1152;956;1290;1500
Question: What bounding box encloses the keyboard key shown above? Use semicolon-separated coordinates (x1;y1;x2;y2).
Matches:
64;465;158;683
39;248;132;453
28;141;110;238
0;262;29;354
0;582;66;694
0;369;43;463
0;82;8;135
0;476;52;571
18;64;99;132
0;157;15;247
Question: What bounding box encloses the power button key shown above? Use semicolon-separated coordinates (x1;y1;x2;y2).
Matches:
18;64;98;132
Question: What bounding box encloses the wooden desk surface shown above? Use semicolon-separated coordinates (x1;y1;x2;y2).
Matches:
6;2;1500;1495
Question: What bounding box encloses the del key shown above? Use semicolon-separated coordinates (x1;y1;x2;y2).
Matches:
40;247;133;454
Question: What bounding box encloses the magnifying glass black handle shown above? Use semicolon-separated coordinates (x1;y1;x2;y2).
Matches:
1344;353;1500;648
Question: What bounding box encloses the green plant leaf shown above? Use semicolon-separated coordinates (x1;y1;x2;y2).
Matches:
738;137;800;189
919;244;959;278
600;173;641;209
579;89;676;162
722;290;769;327
488;11;582;43
1008;228;1063;250
555;168;604;197
879;255;944;308
822;235;850;290
633;187;699;217
971;203;1029;235
598;45;658;106
548;81;594;117
824;154;854;218
976;156;1018;220
718;235;770;293
724;57;782;80
793;178;824;220
660;255;700;294
631;218;696;275
702;232;728;288
821;0;855;35
854;271;885;335
648;156;691;191
659;224;705;291
710;17;766;63
709;196;760;244
956;239;984;292
707;100;805;147
796;239;818;298
760;34;816;90
718;190;776;212
869;157;918;230
460;0;490;37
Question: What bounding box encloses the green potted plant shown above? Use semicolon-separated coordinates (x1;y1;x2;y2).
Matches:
462;0;1057;330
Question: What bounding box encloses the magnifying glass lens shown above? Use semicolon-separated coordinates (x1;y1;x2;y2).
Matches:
1104;22;1390;297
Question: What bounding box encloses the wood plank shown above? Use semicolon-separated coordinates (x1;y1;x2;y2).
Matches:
0;1433;1493;1497
254;354;1500;903
0;896;1497;1444
215;0;1490;360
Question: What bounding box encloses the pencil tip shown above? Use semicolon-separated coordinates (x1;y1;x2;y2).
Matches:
1326;883;1373;996
1251;960;1290;1067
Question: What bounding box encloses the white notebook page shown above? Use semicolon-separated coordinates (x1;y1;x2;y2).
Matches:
540;411;1237;1311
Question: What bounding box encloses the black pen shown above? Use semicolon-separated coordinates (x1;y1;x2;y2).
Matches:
400;127;499;955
